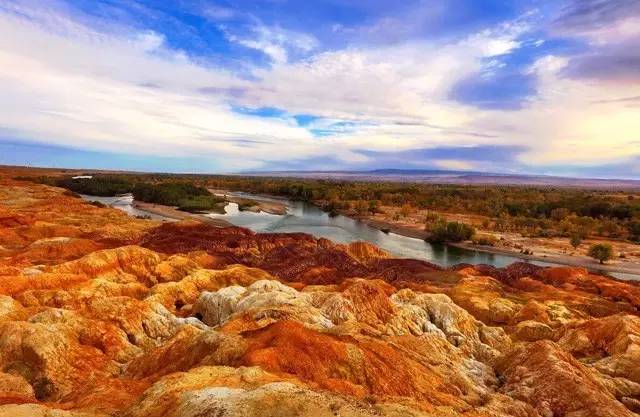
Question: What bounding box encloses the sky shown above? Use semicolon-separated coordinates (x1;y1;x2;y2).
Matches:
0;0;639;178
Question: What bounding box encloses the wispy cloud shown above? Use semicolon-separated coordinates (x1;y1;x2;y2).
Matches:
220;22;318;64
551;0;640;83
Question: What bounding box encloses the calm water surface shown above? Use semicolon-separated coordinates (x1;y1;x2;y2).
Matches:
208;192;556;269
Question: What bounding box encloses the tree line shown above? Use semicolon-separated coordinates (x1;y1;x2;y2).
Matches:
31;175;225;213
22;173;640;244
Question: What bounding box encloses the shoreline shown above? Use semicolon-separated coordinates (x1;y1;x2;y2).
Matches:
137;190;640;277
358;215;640;276
133;201;232;227
449;241;640;276
208;189;288;215
360;218;430;240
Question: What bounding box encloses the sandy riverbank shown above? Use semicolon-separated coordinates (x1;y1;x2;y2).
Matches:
361;218;430;240
133;201;232;227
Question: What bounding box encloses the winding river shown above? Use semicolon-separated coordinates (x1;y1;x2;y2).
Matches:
206;192;558;269
81;192;638;280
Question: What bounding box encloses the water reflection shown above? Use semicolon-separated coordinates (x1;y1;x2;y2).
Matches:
80;192;637;280
78;194;173;221
208;193;556;269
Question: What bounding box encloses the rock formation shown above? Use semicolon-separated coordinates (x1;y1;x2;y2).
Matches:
0;170;639;416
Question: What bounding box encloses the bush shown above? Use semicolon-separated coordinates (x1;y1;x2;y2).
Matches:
472;234;498;246
588;243;613;264
569;234;582;249
62;190;81;198
427;221;475;243
176;195;225;213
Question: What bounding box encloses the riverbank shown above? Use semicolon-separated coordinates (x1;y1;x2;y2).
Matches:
133;201;232;227
208;189;287;215
83;186;639;277
449;242;640;275
359;210;640;276
205;190;640;276
360;218;430;240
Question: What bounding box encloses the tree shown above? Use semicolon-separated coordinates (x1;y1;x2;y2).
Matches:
569;234;582;249
550;207;570;221
427;221;475;243
400;203;413;218
355;200;368;216
368;200;379;214
588;243;613;264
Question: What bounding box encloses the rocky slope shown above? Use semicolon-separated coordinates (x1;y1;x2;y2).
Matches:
1;171;640;416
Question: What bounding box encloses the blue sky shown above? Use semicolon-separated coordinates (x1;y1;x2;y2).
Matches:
0;0;638;177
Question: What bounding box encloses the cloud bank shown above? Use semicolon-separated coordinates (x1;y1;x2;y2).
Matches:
0;0;638;177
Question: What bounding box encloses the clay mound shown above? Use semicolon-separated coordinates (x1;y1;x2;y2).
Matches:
238;320;480;408
121;366;436;417
137;221;442;285
497;340;636;417
16;237;105;264
453;262;543;283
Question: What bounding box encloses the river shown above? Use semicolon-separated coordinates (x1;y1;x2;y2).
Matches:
80;192;637;280
206;191;558;269
78;194;173;221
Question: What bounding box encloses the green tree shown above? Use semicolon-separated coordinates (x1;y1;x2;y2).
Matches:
427;221;475;243
368;200;379;214
569;234;582;249
588;243;613;264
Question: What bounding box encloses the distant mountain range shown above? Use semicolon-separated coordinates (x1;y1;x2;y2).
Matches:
240;169;640;189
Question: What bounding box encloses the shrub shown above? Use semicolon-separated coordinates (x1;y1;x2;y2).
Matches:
588;243;613;264
355;200;368;215
400;203;413;217
176;195;225;213
62;190;81;198
569;234;582;249
427;221;475;243
472;234;498;246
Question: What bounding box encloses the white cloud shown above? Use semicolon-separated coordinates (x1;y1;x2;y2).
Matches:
0;4;325;169
221;23;318;64
472;55;640;166
0;2;638;174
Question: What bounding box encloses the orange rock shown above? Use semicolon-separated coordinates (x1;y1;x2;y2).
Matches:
497;340;635;416
0;169;638;416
